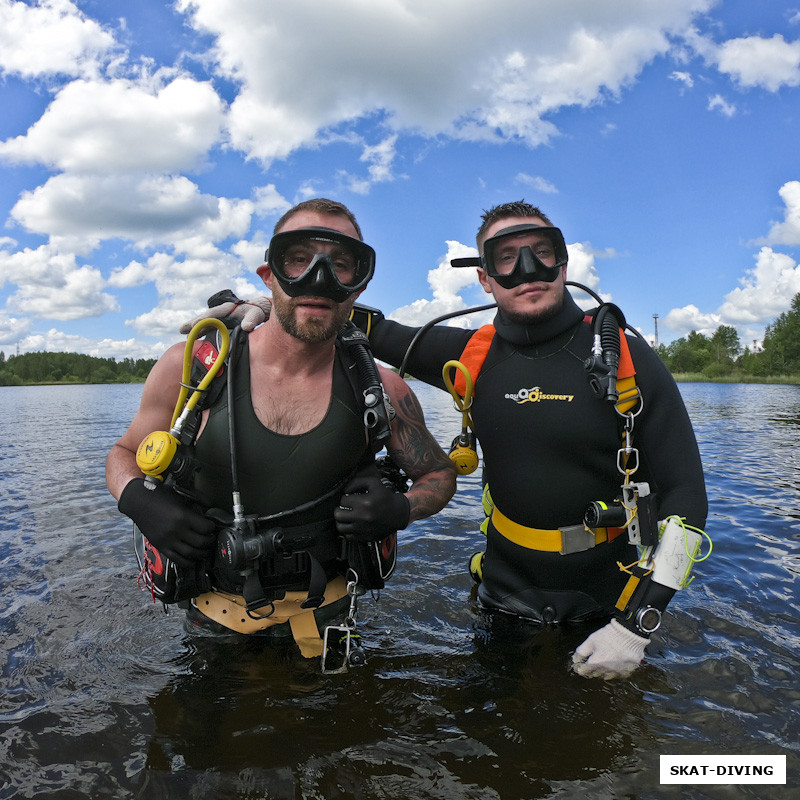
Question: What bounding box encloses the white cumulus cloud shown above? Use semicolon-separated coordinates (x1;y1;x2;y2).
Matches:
714;34;800;91
10;174;253;249
515;173;559;194
6;262;118;321
0;0;115;79
708;94;736;116
664;238;800;346
390;241;487;328
177;0;715;164
0;76;225;173
762;180;800;246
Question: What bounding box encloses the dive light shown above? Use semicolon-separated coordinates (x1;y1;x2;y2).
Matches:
584;498;628;529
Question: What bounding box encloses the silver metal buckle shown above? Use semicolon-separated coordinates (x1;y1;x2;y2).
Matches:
320;578;362;674
559;524;598;555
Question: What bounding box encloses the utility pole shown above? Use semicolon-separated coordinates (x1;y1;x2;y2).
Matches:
653;314;659;348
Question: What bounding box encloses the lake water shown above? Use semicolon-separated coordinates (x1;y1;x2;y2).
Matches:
0;381;797;799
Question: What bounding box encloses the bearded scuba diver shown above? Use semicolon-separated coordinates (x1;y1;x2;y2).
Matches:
115;216;457;673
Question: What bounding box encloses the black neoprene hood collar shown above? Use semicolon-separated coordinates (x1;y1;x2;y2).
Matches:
492;289;585;346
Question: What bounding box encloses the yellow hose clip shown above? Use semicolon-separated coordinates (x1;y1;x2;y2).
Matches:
442;360;479;475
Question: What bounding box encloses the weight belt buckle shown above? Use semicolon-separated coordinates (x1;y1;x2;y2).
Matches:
559;524;598;556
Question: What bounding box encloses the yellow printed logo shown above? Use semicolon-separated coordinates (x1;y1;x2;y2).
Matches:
504;386;574;404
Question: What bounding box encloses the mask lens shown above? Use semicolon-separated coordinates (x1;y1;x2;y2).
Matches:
483;225;566;277
281;242;359;284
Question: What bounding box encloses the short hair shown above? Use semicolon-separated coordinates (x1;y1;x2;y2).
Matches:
273;198;363;240
476;200;554;249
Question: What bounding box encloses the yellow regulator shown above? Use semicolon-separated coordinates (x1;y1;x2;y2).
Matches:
449;433;479;475
136;430;180;480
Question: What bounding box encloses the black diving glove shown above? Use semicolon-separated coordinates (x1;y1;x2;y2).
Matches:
334;467;411;541
118;478;216;568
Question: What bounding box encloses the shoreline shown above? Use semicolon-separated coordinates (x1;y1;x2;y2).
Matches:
3;374;800;387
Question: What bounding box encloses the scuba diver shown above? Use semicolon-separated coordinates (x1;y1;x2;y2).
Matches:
182;200;709;679
106;198;457;666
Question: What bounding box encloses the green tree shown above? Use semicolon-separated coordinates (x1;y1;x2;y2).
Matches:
0;351;157;384
710;325;740;364
737;345;765;376
662;331;713;373
761;293;800;374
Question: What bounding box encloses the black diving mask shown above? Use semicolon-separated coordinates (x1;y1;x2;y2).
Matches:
264;227;375;303
480;224;568;289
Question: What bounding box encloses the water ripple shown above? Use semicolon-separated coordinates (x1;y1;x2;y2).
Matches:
0;383;798;798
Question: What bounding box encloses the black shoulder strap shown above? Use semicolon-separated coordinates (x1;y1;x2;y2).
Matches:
336;321;394;455
189;323;247;414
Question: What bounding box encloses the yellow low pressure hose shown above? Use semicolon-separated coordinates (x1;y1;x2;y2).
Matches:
137;319;231;481
170;318;231;433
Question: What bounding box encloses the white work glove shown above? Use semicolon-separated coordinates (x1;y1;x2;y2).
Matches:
571;619;649;679
179;297;271;334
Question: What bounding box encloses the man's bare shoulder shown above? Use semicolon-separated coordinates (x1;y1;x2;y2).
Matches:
378;365;412;397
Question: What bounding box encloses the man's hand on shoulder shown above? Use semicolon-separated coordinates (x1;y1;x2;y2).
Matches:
180;296;272;334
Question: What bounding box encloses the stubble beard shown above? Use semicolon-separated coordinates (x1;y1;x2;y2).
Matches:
503;286;565;326
272;294;350;343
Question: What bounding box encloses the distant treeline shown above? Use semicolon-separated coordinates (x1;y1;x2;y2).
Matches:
0;350;157;386
656;292;800;380
3;291;800;386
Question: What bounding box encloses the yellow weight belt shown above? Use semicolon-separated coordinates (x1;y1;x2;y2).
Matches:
191;575;349;658
491;506;623;555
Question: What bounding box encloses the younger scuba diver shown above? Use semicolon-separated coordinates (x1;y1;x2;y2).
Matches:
189;200;709;679
106;198;457;666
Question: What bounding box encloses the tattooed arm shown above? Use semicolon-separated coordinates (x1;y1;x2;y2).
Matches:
379;367;457;522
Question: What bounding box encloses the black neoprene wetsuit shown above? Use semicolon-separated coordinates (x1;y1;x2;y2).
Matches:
369;291;708;623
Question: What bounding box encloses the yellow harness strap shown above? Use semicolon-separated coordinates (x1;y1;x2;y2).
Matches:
289;611;327;659
491;505;623;554
192;576;349;658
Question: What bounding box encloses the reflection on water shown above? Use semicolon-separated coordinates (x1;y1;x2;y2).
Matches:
0;382;798;799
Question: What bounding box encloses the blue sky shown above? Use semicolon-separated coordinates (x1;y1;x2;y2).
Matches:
1;0;799;359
